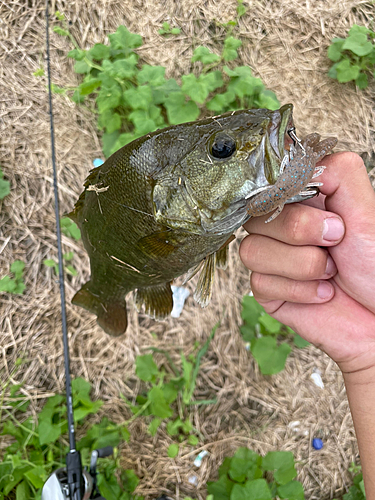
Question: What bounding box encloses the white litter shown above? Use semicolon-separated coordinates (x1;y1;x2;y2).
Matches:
193;450;209;467
188;475;198;486
171;286;190;318
311;368;324;389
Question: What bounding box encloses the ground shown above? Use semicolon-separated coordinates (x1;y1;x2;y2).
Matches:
1;0;375;499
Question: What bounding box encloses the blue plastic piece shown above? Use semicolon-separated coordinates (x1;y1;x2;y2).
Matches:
93;158;104;167
312;438;323;450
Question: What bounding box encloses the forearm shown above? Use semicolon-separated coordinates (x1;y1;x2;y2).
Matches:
343;366;375;499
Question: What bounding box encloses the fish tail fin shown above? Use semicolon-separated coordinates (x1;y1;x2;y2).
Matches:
72;281;127;336
135;282;173;320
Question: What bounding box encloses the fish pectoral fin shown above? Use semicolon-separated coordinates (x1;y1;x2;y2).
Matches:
72;281;127;336
138;232;177;259
135;282;173;320
216;234;235;270
194;253;216;308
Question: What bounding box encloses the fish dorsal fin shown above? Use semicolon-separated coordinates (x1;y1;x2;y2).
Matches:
194;253;216;308
135;282;173;320
138;232;177;259
216;235;235;270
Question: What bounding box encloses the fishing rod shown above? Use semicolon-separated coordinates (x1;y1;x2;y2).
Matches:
42;3;113;498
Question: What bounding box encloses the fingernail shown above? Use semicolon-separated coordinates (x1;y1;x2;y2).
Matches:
322;217;345;242
325;255;337;276
317;281;333;299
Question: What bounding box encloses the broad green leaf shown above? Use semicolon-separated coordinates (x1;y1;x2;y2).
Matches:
223;36;242;61
231;479;272;500
108;25;142;53
67;48;86;60
102;131;120;158
89;43;110;60
152;78;181;105
229;448;261;482
61;218;81;239
96;81;122;112
207;474;233;500
250;337;291;375
16;480;30;500
148;386;173;418
278;481;305;500
181;74;210;103
355;72;368;89
53;26;69;37
128;110;157;134
24;466;47;488
168;443;179;458
123;469;139;492
206;90;236;112
104;113;122;134
162;381;178;404
237;1;247;17
335;59;360;82
258;314;282;334
0;275;16;293
135;354;159;382
14;282;26;294
10;260;25;279
327;38;345;62
138;65;166;86
293;334;310;348
188;434;199;445
63;251;74;261
262;451;297;485
256;89;280;110
148;417;161;436
349;24;371;36
124;85;153;110
165;92;200;124
342;33;373;56
241;295;264;327
74;59;91;74
111;55;138;79
191;46;220;65
79;78;101;96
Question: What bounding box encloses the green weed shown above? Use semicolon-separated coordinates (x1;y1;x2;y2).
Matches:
60;217;81;240
158;22;181;36
51;13;279;157
240;295;309;375
0;260;26;295
207;447;305;500
328;24;375;89
43;251;78;276
0;167;10;200
0;377;140;500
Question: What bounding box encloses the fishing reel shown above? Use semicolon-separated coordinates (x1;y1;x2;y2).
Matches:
42;447;113;500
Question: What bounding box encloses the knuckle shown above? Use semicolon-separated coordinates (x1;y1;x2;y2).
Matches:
287;280;302;302
284;207;311;244
302;249;326;279
250;272;267;296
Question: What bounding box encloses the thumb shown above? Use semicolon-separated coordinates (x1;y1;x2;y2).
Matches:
318;152;375;225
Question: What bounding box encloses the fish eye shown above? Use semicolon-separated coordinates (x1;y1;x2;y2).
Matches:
210;134;236;159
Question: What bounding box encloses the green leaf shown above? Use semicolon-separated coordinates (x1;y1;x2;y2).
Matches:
207;474;233;500
262;451;297;485
167;443;179;458
188;434;199;445
355;72;368;89
96;81;122;112
89;43;111;60
237;1;247;17
278;481;305;500
79;78;101;96
231;479;272;500
258;314;282;334
108;25;143;53
24;466;47;488
255;89;280;110
61;218;81;239
148;387;173;418
102;131;120;158
0;275;15;293
165;92;200;125
0;168;10;199
33;67;45;77
327;38;345;62
10;260;25;280
192;46;220;65
16;480;30;500
124;85;153;110
181;74;210;103
250;337;291;375
229;448;261;482
343;33;373;56
206;90;236;112
293;334;310;348
335;59;360;82
67;48;86;60
148;417;161;436
223;36;242;61
349;24;371;36
135;354;159;382
241;295;264;327
123;469;139;492
138;65;166;86
104;113;122;134
74;59;91;74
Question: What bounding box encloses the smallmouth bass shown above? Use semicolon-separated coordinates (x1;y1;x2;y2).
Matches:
69;104;337;335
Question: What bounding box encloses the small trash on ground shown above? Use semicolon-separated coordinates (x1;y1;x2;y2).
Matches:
93;158;104;167
193;450;209;467
188;475;198;486
171;285;190;318
312;437;324;450
311;368;324;389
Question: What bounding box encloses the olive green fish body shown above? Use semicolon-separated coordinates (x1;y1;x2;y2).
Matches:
70;105;336;335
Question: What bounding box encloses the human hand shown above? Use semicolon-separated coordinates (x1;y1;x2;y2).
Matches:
239;152;375;377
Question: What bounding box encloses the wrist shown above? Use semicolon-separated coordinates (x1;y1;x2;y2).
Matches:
342;363;375;388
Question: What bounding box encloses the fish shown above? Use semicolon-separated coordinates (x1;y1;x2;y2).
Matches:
69;104;337;336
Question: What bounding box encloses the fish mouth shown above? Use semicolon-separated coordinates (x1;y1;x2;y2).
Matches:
263;103;295;185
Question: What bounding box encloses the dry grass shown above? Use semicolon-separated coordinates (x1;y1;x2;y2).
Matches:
1;0;374;498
